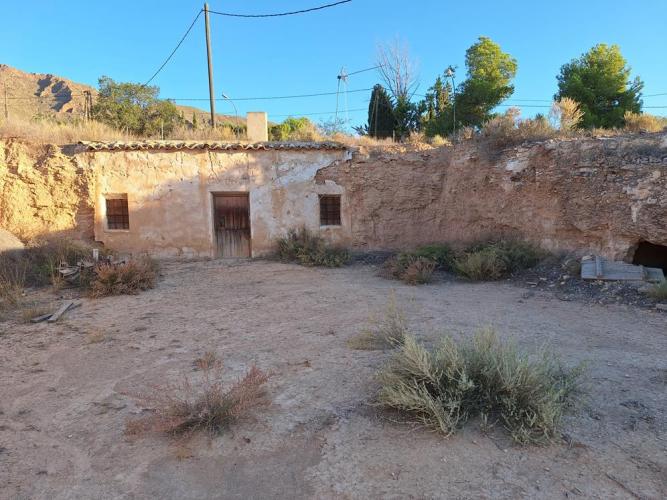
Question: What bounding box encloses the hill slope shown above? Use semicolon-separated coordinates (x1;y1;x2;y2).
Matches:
0;64;243;125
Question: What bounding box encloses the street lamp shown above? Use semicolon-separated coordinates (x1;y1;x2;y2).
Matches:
221;92;239;140
445;66;456;134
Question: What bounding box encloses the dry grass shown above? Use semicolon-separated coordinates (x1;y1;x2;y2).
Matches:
126;356;269;436
86;330;106;344
453;240;543;281
552;98;583;132
377;328;584;445
19;302;53;323
382;254;436;285
88;257;158;297
347;293;408;350
623;112;667;133
0;116;135;145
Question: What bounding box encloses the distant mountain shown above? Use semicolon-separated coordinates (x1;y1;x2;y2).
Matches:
0;64;244;125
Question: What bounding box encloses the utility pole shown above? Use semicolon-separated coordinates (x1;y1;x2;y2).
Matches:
204;3;216;129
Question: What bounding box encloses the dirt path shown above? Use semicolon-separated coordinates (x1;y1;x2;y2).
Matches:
1;260;665;499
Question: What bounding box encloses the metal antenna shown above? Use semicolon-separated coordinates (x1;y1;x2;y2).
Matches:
335;66;348;126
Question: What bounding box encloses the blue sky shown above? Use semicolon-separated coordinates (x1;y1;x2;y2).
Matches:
3;0;667;127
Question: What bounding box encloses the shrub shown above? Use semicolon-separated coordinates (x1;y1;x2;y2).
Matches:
453;246;507;281
412;244;455;270
453;240;543;281
377;328;584;444
89;257;158;297
382;253;434;285
648;280;667;300
0;237;93;289
276;228;349;267
347;293;408;350
623;111;667;133
401;257;436;285
127;357;269;436
381;244;453;285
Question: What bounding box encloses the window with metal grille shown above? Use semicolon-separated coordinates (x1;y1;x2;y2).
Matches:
105;195;129;230
319;195;341;226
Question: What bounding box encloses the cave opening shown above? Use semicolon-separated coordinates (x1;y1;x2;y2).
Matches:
632;241;667;273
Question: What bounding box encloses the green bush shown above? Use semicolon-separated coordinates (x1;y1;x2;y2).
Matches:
648;280;667;300
276;228;349;268
377;328;584;445
453;240;543;281
412;244;455;270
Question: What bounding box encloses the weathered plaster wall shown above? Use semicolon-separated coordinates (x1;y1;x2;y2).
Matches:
0;139;94;241
75;148;350;257
317;133;667;259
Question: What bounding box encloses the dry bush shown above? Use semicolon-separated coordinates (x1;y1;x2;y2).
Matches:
126;358;269;436
482;108;558;149
551;98;583;132
516;116;557;142
169;123;243;141
648;280;667;300
401;257;436;285
0;255;26;310
0;116;134;145
276;227;349;267
347;293;408;350
453;240;543;281
86;330;106;344
377;328;584;444
429;135;452;147
623;111;667;133
88;257;158;297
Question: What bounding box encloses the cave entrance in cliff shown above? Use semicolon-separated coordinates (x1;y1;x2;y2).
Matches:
213;193;251;258
631;241;667;273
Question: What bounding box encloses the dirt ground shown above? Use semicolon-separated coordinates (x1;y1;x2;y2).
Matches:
1;260;665;499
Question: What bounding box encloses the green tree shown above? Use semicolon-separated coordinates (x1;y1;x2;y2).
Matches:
365;84;395;139
420;37;517;136
421;76;453;136
455;36;518;129
192;112;198;130
92;76;182;136
269;117;319;141
555;44;643;129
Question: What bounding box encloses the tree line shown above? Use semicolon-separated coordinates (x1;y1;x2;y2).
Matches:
361;37;648;140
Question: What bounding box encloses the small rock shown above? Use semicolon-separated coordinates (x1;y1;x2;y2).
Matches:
655;304;667;312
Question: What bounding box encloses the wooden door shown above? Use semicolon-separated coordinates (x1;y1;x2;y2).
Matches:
213;193;251;258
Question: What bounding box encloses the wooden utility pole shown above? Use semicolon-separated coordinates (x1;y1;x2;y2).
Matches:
204;3;216;129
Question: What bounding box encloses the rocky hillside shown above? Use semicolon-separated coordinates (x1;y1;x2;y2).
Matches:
0;64;92;120
0;64;242;125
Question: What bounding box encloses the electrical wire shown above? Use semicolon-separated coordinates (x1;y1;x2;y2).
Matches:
142;9;202;87
169;88;374;102
207;0;351;18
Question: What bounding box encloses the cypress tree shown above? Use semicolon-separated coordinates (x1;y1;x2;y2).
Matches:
367;84;395;139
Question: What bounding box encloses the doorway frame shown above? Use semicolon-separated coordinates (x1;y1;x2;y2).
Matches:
210;191;252;258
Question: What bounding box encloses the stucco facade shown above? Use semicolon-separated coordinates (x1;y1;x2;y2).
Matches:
75;143;351;258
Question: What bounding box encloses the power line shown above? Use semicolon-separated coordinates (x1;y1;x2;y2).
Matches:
207;0;351;18
143;9;203;87
170;88;374;102
273;107;367;118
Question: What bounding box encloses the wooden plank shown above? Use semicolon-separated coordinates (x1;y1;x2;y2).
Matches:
30;313;53;323
47;301;74;323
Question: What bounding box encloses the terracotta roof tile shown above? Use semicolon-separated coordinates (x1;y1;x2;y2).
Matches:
79;140;347;152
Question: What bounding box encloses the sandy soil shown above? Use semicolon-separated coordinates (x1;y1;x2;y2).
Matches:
1;260;665;499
